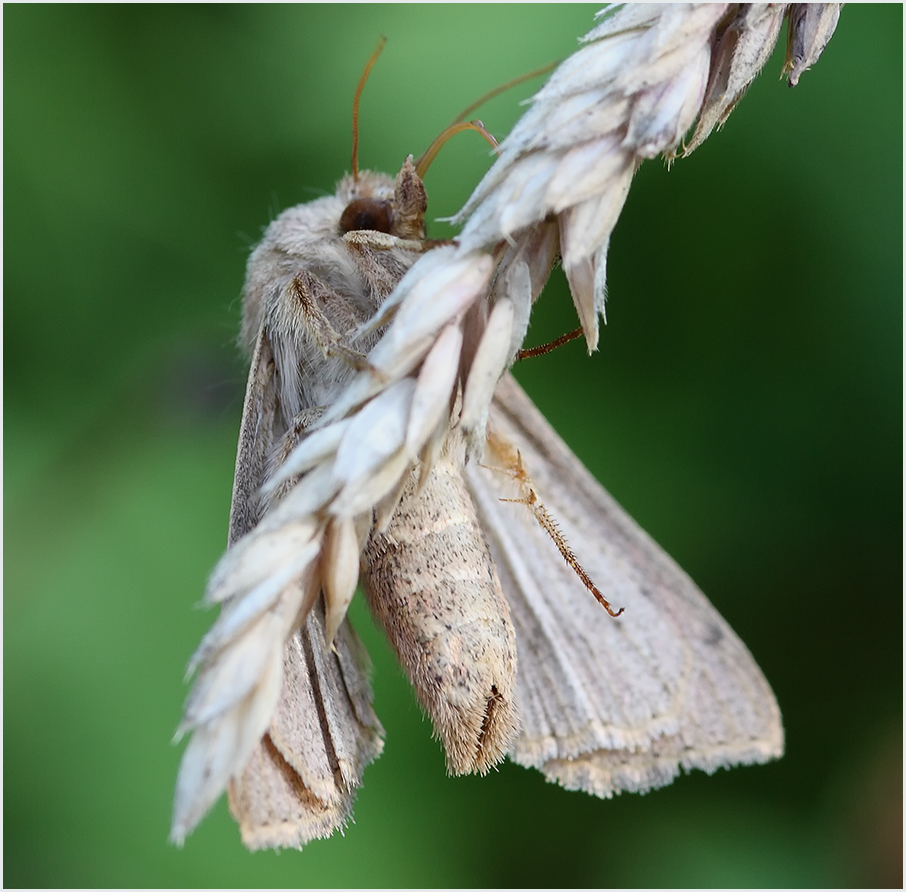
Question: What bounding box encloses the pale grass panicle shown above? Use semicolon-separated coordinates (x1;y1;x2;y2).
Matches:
172;3;840;849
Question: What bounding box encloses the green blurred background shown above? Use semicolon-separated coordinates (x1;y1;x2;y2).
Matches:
5;5;901;888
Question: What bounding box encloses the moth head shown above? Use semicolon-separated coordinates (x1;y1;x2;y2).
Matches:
338;157;427;242
339;38;501;248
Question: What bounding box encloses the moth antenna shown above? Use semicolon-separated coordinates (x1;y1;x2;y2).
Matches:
414;60;560;181
414;119;499;180
449;59;559;124
517;327;584;361
485;439;624;618
351;36;387;183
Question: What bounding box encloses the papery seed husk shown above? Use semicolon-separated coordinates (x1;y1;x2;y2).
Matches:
323;516;361;646
405;323;463;459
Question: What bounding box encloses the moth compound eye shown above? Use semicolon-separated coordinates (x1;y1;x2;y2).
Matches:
339;198;393;234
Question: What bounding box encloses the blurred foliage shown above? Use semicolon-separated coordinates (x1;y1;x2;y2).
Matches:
4;5;902;888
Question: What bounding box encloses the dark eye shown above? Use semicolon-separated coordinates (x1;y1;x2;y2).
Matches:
339;197;393;234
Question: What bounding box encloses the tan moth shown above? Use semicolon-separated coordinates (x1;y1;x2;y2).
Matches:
163;6;831;850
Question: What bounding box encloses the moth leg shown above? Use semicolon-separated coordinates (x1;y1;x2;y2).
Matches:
342;230;434;303
345;230;455;256
284;270;379;374
344;229;429;254
484;427;623;617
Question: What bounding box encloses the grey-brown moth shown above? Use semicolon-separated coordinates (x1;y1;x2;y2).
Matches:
168;7;822;849
170;154;782;850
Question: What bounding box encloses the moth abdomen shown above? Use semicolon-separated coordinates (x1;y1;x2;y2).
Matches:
363;431;518;775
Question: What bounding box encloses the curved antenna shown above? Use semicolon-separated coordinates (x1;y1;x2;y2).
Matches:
414;119;499;181
352;36;387;182
450;59;559;124
413;60;559;181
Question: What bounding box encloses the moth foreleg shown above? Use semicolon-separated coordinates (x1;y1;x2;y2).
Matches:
343;229;432;303
284;271;375;373
343;229;428;255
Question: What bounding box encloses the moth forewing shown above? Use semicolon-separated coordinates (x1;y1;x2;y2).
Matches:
466;374;783;794
228;328;278;546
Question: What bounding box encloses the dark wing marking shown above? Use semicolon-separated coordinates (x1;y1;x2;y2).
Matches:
228;600;382;850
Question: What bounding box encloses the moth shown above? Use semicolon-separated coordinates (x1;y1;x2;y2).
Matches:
172;49;783;852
